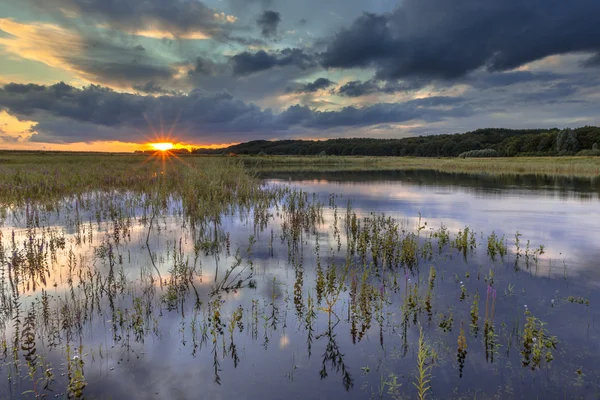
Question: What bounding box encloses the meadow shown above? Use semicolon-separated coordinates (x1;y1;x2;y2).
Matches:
0;151;598;399
242;154;600;177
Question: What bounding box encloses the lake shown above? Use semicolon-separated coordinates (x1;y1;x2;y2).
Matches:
1;169;599;399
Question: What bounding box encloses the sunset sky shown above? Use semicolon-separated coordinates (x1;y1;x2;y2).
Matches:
0;0;599;151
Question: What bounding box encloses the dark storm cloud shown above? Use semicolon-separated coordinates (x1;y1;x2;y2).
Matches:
230;49;317;76
256;10;281;38
321;0;600;80
338;80;380;97
338;79;428;97
286;78;334;93
0;82;472;143
581;53;600;68
132;82;180;95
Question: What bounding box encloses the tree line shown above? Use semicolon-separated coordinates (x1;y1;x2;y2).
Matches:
187;126;600;157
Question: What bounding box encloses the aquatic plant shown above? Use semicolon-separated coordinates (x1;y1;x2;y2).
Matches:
457;323;468;378
484;284;498;363
470;293;480;336
413;327;436;400
521;309;558;370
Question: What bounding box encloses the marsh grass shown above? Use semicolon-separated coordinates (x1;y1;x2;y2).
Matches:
243;155;600;177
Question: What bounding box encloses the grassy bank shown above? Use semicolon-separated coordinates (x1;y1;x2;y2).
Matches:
242;155;600;177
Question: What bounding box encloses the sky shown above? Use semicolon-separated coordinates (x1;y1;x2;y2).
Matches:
0;0;599;151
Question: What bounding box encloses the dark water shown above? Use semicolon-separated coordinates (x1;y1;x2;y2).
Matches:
1;170;599;399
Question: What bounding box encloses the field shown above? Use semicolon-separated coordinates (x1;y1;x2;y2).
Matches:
243;154;600;177
0;152;598;399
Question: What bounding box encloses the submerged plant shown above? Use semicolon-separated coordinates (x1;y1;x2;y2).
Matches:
457;323;468;378
470;292;479;336
521;309;558;370
487;232;507;260
484;284;498;363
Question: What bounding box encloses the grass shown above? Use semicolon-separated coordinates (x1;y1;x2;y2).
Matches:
0;152;262;205
241;154;600;177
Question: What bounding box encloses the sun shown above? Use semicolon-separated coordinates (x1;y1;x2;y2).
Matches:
150;142;174;151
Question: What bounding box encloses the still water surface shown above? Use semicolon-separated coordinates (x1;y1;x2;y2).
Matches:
1;170;599;399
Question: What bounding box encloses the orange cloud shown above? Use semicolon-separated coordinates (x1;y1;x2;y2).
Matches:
0;18;85;78
0;18;186;91
133;29;210;40
94;22;213;40
0;111;38;142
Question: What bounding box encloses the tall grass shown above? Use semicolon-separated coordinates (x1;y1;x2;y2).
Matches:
242;155;600;177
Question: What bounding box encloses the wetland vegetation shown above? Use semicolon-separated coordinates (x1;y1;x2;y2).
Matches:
0;152;598;399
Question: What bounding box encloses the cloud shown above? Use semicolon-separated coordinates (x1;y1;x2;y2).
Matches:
337;79;429;97
0;82;473;143
189;57;220;77
132;82;180;95
256;10;281;38
321;0;600;80
227;0;274;11
0;18;174;89
466;71;566;89
280;96;472;129
581;53;600;68
286;77;334;93
230;48;317;76
0;110;38;143
338;80;380;97
27;0;237;40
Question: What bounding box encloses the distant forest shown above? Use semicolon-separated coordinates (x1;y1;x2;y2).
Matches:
177;126;600;157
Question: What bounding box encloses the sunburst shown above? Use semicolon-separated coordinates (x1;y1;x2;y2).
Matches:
149;142;174;151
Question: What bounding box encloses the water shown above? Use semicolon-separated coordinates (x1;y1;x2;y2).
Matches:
1;170;599;399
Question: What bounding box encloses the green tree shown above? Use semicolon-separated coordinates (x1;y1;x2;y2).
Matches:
556;128;579;154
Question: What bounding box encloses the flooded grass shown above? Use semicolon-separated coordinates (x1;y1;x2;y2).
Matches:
0;153;599;399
